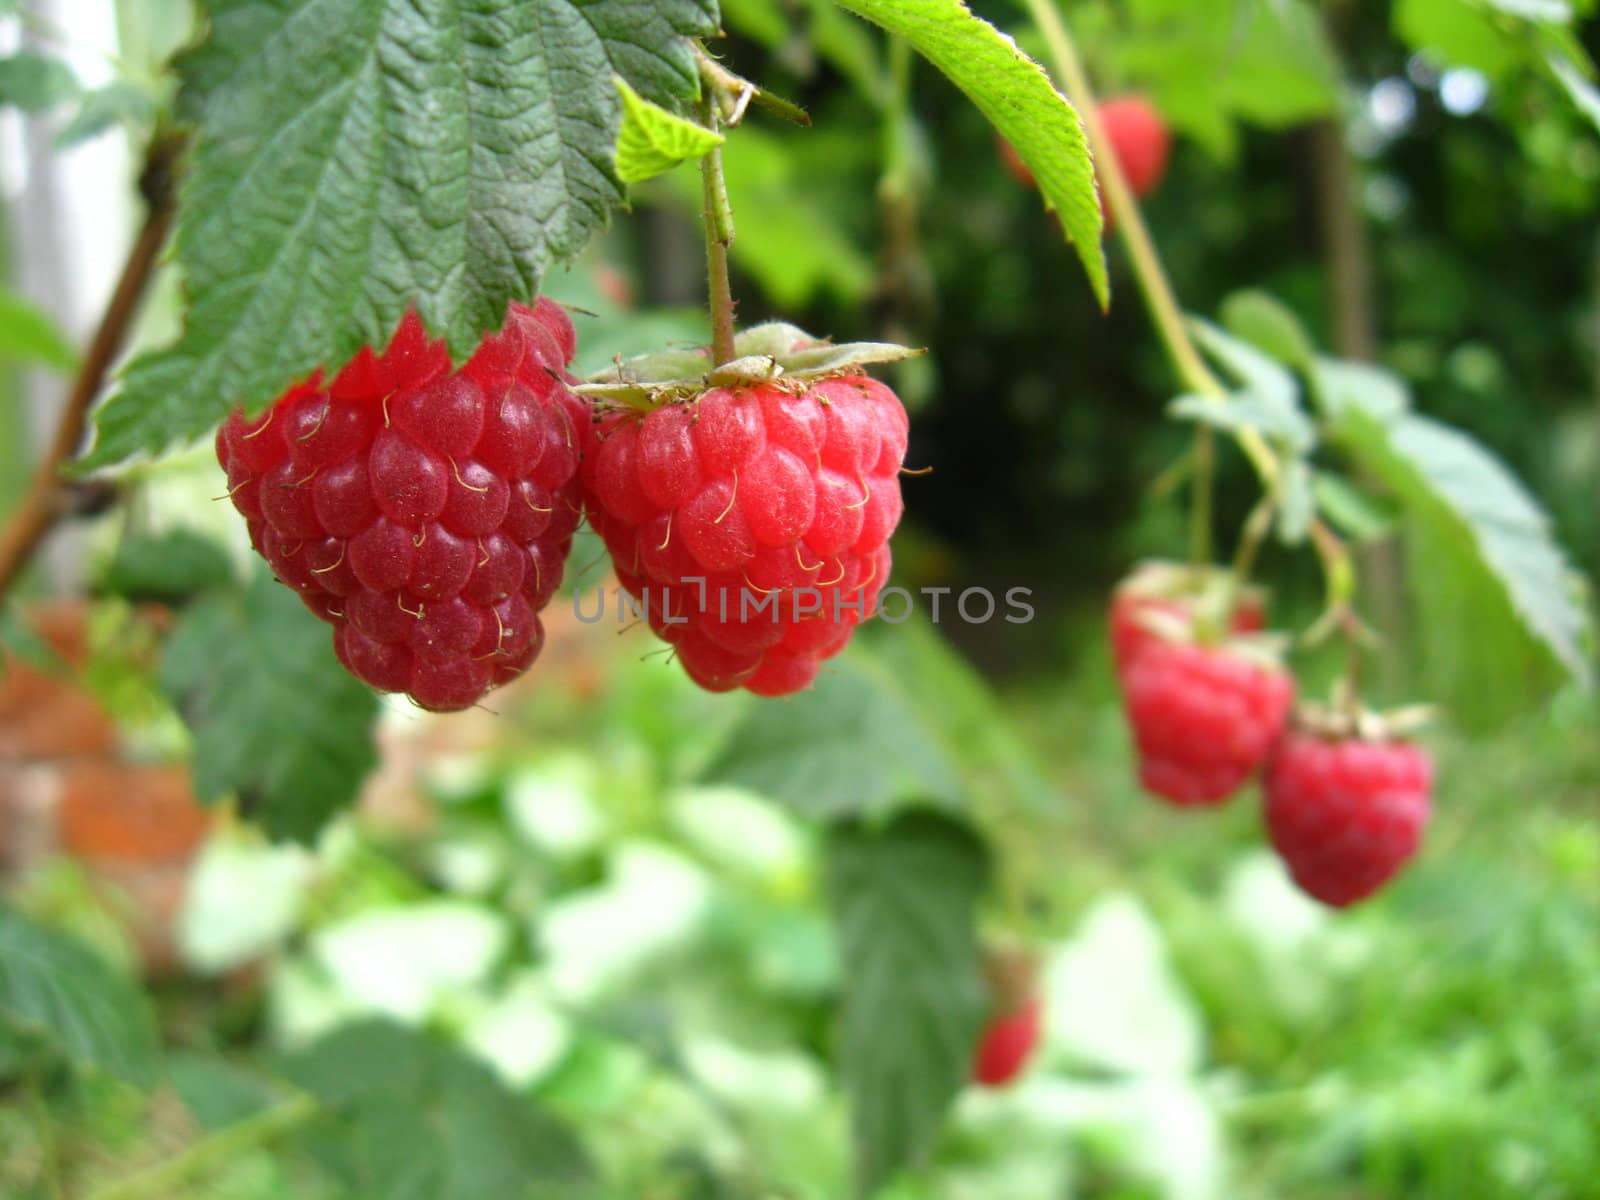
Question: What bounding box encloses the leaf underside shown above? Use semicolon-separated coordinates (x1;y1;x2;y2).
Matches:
827;810;989;1198
1315;358;1594;728
159;571;381;842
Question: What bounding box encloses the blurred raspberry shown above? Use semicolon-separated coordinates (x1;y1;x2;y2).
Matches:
1100;95;1171;198
1265;728;1433;906
1119;635;1293;806
972;996;1043;1088
1109;559;1266;671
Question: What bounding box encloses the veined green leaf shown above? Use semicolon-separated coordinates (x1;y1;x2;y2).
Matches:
1313;357;1594;727
281;1020;593;1197
160;572;380;842
614;77;723;184
701;646;964;817
829;0;1106;306
827;810;988;1198
85;0;716;469
0;906;158;1084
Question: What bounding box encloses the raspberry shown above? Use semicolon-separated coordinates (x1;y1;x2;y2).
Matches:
1109;560;1265;671
1100;96;1171;198
1118;635;1293;806
972;996;1043;1088
581;373;908;696
215;300;587;712
1264;729;1433;907
996;94;1170;203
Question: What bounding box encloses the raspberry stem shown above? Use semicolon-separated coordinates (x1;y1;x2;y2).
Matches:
699;88;738;367
694;45;812;128
0;129;185;602
1025;0;1363;647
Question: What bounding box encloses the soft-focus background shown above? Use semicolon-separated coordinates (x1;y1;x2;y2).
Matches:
1;1;1597;1198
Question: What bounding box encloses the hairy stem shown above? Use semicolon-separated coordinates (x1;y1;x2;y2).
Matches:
699;94;737;367
84;1093;319;1200
695;45;811;127
0;131;184;602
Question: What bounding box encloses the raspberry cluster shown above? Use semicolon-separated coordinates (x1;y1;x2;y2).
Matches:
216;301;586;712
1108;559;1434;904
581;375;909;695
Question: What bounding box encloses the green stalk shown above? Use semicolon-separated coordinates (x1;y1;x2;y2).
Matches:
1021;0;1359;616
698;93;737;367
84;1093;320;1200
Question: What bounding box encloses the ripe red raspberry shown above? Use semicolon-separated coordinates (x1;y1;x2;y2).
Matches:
1119;635;1293;806
1109;560;1266;671
581;373;908;696
1265;729;1433;907
1100;96;1171;198
215;300;587;712
972;996;1043;1088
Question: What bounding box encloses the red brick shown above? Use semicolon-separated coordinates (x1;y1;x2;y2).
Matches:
59;762;210;865
0;601;118;760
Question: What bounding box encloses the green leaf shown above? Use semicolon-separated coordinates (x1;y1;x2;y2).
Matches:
1313;470;1399;543
866;620;1058;816
1395;0;1522;81
0;606;64;677
85;0;716;470
159;571;380;842
700;647;964;818
1169;391;1317;453
0;52;79;112
1549;51;1600;135
0;287;76;372
826;810;988;1198
281;1020;593;1198
1313;358;1595;726
57;81;158;148
0;905;158;1085
1190;316;1301;413
614;76;722;184
829;0;1107;306
1220;288;1317;370
100;529;236;602
1107;0;1336;160
169;1052;287;1130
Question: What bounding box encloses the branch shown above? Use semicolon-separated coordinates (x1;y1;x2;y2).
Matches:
0;130;184;601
